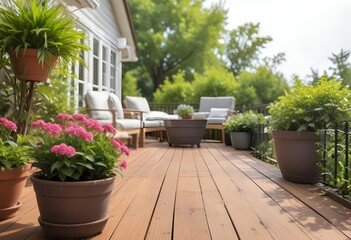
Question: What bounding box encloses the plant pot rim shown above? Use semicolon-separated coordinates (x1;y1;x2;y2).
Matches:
30;173;115;186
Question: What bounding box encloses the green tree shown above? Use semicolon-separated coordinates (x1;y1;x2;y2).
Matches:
122;71;141;99
225;22;283;77
329;49;351;86
191;66;238;102
153;71;194;103
125;0;227;96
235;66;289;107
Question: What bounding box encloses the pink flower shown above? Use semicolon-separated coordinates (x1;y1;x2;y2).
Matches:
0;118;17;132
32;120;46;129
103;124;116;134
119;160;127;170
57;114;72;120
51;143;76;157
43;123;62;136
120;145;130;156
82;118;104;133
72;114;87;121
65;126;93;142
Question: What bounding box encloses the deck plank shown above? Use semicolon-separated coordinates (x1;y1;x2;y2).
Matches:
1;141;350;240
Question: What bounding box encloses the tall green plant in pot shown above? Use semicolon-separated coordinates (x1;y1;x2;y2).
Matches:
268;77;351;183
0;0;88;135
224;110;266;150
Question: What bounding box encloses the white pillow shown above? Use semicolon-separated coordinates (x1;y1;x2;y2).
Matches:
146;111;169;120
208;108;229;118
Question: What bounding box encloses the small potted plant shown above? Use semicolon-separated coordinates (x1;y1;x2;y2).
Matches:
0;117;33;220
268;77;351;183
175;104;194;119
30;114;130;239
224;110;266;150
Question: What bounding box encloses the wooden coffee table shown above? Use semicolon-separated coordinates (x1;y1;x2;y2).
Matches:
164;119;207;147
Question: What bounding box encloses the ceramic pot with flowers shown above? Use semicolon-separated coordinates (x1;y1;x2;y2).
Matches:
0;118;33;220
175;104;194;120
30;114;129;239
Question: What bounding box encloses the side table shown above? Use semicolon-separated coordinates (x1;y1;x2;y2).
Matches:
164;119;207;147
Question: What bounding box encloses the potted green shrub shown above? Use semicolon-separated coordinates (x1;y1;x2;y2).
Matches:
0;0;88;135
0;0;88;82
224;110;266;150
0;117;33;220
175;104;194;119
268;77;351;183
30;114;130;239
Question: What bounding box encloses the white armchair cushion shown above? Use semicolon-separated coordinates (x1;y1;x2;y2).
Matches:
146;111;170;120
208;108;229;118
108;93;124;119
84;91;112;120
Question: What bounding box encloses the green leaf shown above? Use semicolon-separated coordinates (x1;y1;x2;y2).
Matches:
50;161;64;173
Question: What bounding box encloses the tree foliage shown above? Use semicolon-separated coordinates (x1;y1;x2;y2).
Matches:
153;71;194;103
125;0;227;95
329;49;351;86
235;66;289;107
122;71;141;99
225;22;273;77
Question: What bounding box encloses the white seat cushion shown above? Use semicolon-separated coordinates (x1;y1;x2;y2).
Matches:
116;119;142;130
208;108;229;118
146;111;169;120
84;91;112;121
144;120;164;128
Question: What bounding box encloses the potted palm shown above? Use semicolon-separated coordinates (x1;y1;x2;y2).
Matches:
224;110;266;150
0;0;88;82
268;77;351;183
30;114;130;239
175;104;194;119
0;117;33;220
0;0;88;135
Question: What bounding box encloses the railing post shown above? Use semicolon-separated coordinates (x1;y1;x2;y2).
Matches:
334;123;338;188
344;122;349;195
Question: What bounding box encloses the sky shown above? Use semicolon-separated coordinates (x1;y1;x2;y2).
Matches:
205;0;351;82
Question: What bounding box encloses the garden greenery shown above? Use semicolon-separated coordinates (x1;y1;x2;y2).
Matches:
268;77;351;132
224;110;266;133
175;104;194;116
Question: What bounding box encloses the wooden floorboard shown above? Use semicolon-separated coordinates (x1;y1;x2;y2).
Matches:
0;141;350;240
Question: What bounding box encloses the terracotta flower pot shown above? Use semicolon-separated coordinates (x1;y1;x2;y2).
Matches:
0;163;31;220
181;114;193;119
272;130;321;184
8;48;57;82
31;174;115;239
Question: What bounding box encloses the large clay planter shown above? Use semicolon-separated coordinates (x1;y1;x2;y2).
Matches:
8;48;57;82
0;163;31;220
272;130;321;184
31;174;115;239
230;132;252;150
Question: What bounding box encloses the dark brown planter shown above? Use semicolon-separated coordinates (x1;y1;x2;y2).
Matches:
0;163;31;220
230;132;252;150
31;174;115;239
164;119;207;147
224;133;232;146
8;48;57;82
272;130;321;184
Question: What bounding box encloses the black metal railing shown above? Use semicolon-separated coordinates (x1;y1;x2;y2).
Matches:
149;102;199;115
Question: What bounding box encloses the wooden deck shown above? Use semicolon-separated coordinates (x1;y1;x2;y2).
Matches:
1;141;351;240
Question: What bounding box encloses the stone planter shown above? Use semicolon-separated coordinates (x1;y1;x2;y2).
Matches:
230;132;251;150
272;130;321;184
0;163;31;220
31;174;115;239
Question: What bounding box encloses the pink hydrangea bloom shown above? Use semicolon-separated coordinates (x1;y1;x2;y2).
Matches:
0;118;17;131
120;145;130;156
72;114;87;121
51;143;76;157
32;120;46;129
103;124;116;134
65;126;93;142
43;123;62;136
82;118;104;133
57;114;72;120
119;160;127;170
